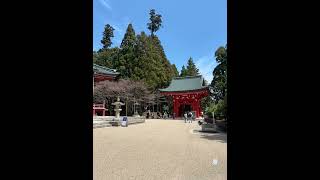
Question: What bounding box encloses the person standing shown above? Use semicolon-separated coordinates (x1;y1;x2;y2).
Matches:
188;112;193;123
184;112;187;123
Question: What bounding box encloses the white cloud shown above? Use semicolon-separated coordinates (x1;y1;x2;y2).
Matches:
99;0;112;10
112;25;123;33
195;55;217;83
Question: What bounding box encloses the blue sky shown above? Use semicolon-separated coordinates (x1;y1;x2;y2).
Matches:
93;0;226;82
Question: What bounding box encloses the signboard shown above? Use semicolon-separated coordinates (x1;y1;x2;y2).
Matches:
121;117;128;127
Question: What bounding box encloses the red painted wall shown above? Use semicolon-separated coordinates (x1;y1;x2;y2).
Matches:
161;89;209;118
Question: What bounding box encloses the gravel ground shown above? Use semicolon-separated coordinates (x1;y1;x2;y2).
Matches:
93;119;227;180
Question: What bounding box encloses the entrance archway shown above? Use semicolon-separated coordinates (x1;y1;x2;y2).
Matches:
178;104;193;117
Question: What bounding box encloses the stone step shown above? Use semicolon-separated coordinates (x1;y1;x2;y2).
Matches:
93;117;146;128
93;123;112;129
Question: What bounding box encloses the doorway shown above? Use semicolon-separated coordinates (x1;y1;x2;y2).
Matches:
179;104;192;117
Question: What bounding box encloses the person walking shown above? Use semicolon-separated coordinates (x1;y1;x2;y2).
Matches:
184;112;187;123
188;112;193;123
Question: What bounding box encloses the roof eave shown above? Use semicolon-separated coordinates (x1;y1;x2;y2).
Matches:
159;87;209;93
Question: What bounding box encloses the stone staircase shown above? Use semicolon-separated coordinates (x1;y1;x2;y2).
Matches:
93;121;112;129
93;116;114;129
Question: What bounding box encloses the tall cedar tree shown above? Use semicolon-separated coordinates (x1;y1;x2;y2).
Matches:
101;24;114;50
186;57;199;76
211;45;227;103
150;35;175;88
147;9;162;36
132;32;149;81
171;64;179;77
116;23;137;78
95;10;176;91
180;65;187;77
93;48;119;68
133;32;174;90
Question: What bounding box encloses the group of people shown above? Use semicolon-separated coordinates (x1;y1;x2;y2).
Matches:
146;110;169;119
184;111;194;123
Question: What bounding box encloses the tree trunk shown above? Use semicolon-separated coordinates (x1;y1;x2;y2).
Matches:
125;97;128;116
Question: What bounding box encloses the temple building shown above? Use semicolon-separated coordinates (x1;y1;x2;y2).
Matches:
93;63;119;116
159;75;209;118
93;63;119;85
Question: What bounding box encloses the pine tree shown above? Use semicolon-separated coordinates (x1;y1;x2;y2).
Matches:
186;57;199;76
150;35;174;88
95;10;176;91
115;23;137;78
101;24;114;50
171;64;179;77
180;65;187;77
132;31;149;81
93;48;119;68
147;9;162;36
211;45;227;102
133;32;174;90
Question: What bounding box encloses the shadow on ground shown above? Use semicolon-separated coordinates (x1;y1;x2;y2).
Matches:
199;133;227;143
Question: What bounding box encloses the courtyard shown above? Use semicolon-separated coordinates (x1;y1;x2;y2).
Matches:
93;119;227;180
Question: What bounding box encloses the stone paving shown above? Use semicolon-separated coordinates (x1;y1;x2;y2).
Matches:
93;119;227;180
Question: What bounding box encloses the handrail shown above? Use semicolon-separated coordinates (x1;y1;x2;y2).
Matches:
93;104;105;108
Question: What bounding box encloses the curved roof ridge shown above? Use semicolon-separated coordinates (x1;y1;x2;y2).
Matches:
93;63;119;75
93;63;118;72
159;75;207;92
173;75;202;80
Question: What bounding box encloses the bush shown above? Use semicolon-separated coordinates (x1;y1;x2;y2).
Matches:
205;99;226;119
205;103;217;118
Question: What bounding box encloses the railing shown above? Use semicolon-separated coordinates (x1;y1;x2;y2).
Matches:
93;104;105;108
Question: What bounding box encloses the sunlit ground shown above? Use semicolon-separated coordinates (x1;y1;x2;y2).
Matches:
93;119;227;180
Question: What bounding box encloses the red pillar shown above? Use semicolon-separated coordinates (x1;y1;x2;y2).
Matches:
198;96;203;118
196;100;200;118
193;99;200;118
193;101;196;115
174;101;179;118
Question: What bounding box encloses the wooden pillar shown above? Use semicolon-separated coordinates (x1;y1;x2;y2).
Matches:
191;98;199;118
174;101;179;118
195;100;200;118
198;96;202;118
172;96;177;119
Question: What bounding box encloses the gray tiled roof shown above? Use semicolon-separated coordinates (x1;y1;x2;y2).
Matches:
93;63;119;76
159;75;208;92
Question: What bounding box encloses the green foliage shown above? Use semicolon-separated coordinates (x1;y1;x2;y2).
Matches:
211;45;227;103
94;9;180;92
206;44;227;119
180;57;200;77
171;64;179;77
101;24;114;49
93;48;119;68
205;103;217;117
215;100;226;118
132;32;175;90
180;65;187;77
205;100;225;119
147;9;162;36
115;23;137;78
120;24;137;49
200;96;212;113
186;57;199;76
